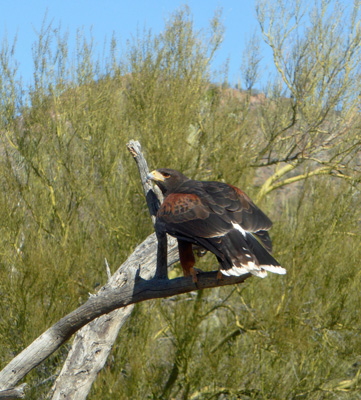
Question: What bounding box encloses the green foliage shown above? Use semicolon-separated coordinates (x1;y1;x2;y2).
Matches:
253;0;361;200
0;3;360;399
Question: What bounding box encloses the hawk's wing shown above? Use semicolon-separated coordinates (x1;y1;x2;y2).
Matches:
201;182;273;251
157;192;230;239
202;182;273;232
157;181;273;249
156;181;284;277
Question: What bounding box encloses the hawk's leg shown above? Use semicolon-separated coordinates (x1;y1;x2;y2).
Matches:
178;239;198;283
155;229;168;279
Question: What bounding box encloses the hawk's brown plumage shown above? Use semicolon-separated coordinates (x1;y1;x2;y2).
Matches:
147;168;286;281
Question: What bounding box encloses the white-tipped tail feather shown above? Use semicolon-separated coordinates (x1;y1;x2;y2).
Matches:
199;222;286;279
219;226;286;278
221;263;286;278
221;265;268;278
221;266;249;276
262;264;287;274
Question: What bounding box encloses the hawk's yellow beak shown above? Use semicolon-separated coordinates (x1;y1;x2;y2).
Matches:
147;170;165;182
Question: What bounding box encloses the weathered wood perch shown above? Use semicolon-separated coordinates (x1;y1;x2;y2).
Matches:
0;140;251;399
49;140;167;400
0;383;26;400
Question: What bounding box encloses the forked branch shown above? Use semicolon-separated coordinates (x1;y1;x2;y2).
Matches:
0;141;251;399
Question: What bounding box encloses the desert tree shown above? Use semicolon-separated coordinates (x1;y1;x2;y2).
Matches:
250;0;361;199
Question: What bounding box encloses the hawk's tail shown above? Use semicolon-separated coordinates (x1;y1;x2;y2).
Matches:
208;229;286;278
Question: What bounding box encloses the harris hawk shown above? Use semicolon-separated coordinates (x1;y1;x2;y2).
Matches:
147;168;286;282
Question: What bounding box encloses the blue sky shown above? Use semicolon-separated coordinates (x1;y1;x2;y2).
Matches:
1;0;272;87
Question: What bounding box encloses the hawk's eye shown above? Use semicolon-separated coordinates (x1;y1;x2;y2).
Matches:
162;173;171;178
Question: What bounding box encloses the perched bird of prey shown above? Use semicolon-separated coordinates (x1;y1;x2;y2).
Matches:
147;168;286;282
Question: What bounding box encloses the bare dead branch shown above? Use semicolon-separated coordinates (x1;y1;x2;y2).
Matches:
127;140;168;279
0;231;250;394
0;140;252;397
0;233;180;395
49;140;167;399
126;140;163;224
49;306;135;400
0;384;26;399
